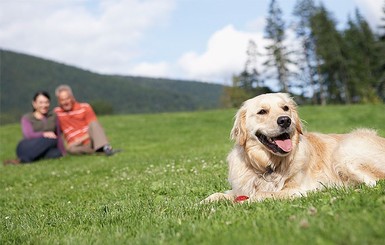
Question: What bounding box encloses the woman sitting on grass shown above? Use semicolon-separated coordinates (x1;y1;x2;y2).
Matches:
4;91;65;165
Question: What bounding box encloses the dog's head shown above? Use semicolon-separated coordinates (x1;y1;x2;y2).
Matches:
231;93;302;157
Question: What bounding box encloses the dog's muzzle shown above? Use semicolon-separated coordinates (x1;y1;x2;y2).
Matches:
256;131;293;155
277;116;291;129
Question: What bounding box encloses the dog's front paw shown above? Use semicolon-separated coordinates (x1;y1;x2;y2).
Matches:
247;195;266;202
364;179;377;187
200;192;234;204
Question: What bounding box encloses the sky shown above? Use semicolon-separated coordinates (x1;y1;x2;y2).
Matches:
0;0;383;86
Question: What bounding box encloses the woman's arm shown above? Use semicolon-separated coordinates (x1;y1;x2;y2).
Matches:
21;116;44;139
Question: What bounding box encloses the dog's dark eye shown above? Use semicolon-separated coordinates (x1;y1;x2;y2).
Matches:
257;109;267;115
282;106;289;111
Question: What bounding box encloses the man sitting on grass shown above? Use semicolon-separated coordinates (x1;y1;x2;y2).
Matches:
54;84;120;156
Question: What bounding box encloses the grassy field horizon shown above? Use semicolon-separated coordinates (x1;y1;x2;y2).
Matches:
1;104;385;244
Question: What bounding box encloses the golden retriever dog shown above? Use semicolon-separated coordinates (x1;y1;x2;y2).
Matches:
203;93;385;203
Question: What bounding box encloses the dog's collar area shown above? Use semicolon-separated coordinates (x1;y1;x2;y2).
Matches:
254;164;274;175
257;164;275;182
266;165;274;174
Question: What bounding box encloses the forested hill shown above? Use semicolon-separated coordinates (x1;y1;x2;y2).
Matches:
0;49;225;124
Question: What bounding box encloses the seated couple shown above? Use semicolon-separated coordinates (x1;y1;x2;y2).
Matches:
4;85;120;165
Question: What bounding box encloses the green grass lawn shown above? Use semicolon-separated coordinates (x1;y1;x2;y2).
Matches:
1;105;385;244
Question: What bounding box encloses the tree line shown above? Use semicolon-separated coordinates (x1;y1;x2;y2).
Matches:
223;0;385;106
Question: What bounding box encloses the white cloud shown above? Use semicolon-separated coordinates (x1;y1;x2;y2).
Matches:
130;61;170;78
0;0;175;72
177;25;268;84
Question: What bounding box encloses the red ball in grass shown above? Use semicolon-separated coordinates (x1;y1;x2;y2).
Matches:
234;195;249;202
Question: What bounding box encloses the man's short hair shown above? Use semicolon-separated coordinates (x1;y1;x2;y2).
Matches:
55;85;73;98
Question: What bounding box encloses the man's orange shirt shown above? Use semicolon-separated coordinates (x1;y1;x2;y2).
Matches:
54;102;97;145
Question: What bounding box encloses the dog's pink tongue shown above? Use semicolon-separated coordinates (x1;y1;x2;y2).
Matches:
275;139;292;152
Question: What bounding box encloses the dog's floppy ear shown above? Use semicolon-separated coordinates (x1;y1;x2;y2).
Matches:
287;96;303;135
295;114;303;135
230;107;247;145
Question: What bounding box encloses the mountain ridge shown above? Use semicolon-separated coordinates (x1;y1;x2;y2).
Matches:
0;49;224;124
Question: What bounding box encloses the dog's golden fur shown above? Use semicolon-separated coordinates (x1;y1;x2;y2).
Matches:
203;93;385;202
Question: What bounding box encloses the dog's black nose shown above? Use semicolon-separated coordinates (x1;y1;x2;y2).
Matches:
277;116;291;128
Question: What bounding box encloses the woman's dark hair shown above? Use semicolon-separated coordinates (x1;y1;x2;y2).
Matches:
32;91;51;112
33;91;51;101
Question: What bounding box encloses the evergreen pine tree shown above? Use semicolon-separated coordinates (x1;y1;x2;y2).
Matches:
293;0;319;104
343;9;381;102
244;40;263;89
264;0;294;93
223;39;271;108
376;1;385;102
310;5;351;103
